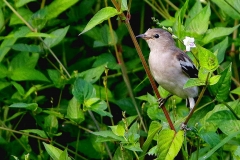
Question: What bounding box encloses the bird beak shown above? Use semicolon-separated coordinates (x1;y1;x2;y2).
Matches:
136;34;149;40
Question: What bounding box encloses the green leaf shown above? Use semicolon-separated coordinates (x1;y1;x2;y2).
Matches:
84;97;100;107
93;24;118;47
0;63;8;78
67;97;85;124
198;67;210;82
79;7;119;35
185;0;202;26
126;122;139;142
202;25;240;44
211;0;240;19
109;125;125;137
72;78;96;103
175;0;189;24
123;143;142;152
199;130;240;160
21;129;48;138
9;52;39;70
140;121;162;160
197;46;218;71
184;78;205;88
0;81;11;91
115;98;137;115
207;110;236;125
77;65;105;83
0;36;17;62
209;75;221;85
219;120;240;135
92;53;118;70
10;68;50;82
43;142;63;160
25;32;54;38
44;26;69;48
185;3;210;34
30;8;47;30
118;115;138;128
173;0;188;38
157;129;184;160
9;8;32;26
59;149;70;160
11;81;25;96
4;111;26;122
15;0;36;8
47;69;66;88
199;132;221;148
46;0;78;20
42;110;64;119
113;147;133;160
88;100;112;117
211;37;228;64
44;115;59;137
93;130;126;142
9;103;38;111
0;9;4;31
11;44;42;53
94;84;115;103
231;87;240;95
167;130;184;160
209;63;232;101
14;26;31;38
121;0;128;11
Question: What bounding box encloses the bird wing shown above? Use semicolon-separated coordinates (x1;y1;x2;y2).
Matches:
176;51;198;78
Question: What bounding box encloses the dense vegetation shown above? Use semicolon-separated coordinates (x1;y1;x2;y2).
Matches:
0;0;240;159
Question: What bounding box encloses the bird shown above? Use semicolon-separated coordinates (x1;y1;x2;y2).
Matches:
136;28;198;110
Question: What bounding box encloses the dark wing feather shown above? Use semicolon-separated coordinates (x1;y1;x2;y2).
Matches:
176;52;198;78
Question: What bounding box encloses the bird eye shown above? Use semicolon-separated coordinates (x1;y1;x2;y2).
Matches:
154;34;159;38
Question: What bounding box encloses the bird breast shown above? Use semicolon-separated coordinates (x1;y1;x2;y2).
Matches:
148;50;198;98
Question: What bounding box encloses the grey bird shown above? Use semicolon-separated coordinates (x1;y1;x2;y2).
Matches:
136;28;198;110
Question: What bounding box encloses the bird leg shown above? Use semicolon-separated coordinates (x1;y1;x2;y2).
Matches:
158;94;172;108
181;97;198;131
180;123;191;131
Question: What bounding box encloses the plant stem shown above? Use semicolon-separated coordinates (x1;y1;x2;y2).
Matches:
0;126;50;142
222;102;240;120
103;68;114;126
105;0;147;131
144;0;168;19
88;110;113;159
183;73;210;125
230;20;239;88
111;0;175;131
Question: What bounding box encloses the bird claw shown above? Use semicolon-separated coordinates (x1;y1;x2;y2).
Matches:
180;123;191;131
158;98;167;108
157;94;172;108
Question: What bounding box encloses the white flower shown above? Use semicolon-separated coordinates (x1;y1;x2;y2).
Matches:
183;36;196;51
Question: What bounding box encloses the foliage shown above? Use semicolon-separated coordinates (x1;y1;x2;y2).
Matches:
0;0;240;159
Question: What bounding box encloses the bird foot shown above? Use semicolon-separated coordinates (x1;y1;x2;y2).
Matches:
158;98;167;108
157;94;173;108
180;123;191;131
